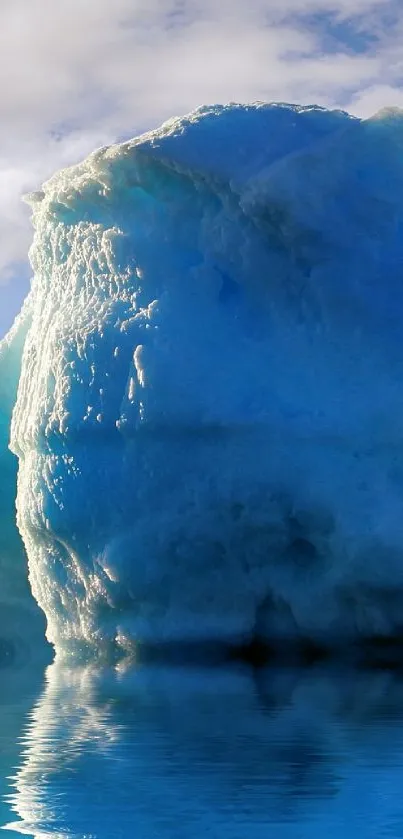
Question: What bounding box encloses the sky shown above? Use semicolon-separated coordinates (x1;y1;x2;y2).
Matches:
1;0;403;336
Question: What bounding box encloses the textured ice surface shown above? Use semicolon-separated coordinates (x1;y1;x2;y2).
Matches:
9;102;403;656
0;298;49;664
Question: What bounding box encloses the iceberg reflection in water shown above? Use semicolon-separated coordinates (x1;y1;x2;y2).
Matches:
0;649;47;839
5;661;403;838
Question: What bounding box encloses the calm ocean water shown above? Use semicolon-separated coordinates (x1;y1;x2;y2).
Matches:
3;654;403;838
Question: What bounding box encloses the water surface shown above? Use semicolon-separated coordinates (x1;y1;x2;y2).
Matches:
3;659;403;837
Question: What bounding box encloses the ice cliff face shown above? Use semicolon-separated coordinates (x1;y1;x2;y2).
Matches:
8;102;403;657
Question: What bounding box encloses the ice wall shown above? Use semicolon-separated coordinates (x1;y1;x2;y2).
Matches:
10;103;403;658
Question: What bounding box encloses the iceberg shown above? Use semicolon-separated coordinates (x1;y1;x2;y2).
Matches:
5;102;403;658
0;297;49;664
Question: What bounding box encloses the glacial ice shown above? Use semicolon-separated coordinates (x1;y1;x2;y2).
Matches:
6;102;403;657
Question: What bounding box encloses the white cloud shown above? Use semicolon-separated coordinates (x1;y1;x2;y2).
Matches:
349;84;403;115
0;0;402;329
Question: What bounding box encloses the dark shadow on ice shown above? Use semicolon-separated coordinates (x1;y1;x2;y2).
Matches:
135;632;403;672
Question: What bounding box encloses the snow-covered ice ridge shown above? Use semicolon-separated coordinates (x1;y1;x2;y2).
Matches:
7;101;403;658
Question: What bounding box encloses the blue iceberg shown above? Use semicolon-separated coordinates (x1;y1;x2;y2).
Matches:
4;102;403;658
0;297;49;663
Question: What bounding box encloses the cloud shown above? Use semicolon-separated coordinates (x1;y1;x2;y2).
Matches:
0;0;402;329
349;83;403;115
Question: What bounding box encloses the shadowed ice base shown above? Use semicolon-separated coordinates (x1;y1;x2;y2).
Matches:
5;661;403;838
